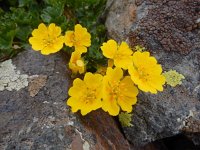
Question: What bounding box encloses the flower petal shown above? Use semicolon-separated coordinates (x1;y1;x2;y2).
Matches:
101;40;117;58
67;97;82;113
120;76;138;97
105;67;123;83
118;96;137;112
64;31;74;47
75;45;87;53
29;37;43;51
84;73;103;89
68;78;86;97
74;24;91;47
32;23;48;37
102;94;120;116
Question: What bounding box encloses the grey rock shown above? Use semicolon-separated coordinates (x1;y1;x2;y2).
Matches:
105;0;200;147
0;49;97;150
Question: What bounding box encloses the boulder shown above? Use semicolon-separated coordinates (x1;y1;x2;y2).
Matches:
0;49;130;150
105;0;200;147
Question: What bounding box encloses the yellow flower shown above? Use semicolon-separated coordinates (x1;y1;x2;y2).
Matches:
29;23;64;55
101;40;133;69
67;73;103;115
102;67;138;116
128;51;166;94
69;51;85;74
64;24;91;53
163;70;185;87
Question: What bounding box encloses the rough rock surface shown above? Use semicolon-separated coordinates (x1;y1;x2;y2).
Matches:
105;0;200;147
0;49;130;150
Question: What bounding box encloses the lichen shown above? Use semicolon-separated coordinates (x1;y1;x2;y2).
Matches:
28;75;47;97
118;112;133;127
0;59;29;91
163;70;185;87
134;45;146;52
129;0;200;54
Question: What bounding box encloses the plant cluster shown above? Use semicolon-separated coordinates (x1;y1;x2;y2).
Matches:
0;0;106;65
29;23;185;117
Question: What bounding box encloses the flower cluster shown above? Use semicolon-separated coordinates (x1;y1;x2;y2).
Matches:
29;23;90;74
29;23;184;116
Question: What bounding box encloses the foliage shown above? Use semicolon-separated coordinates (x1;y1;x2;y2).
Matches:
118;112;133;127
0;0;107;64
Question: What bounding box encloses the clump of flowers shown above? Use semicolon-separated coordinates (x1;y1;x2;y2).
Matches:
29;23;185;118
163;70;185;87
29;23;64;55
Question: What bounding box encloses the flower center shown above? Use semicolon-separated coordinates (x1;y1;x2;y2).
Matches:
109;81;121;100
43;36;55;47
76;60;84;67
138;67;149;81
71;33;80;46
83;88;96;104
114;53;125;60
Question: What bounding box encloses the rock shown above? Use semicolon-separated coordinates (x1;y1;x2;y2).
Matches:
0;49;131;150
80;110;130;150
0;49;93;150
105;0;200;147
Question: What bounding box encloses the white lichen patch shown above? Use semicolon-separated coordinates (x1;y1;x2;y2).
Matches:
0;59;29;91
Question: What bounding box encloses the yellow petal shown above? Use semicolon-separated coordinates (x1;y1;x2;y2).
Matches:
29;37;43;51
118;42;133;56
74;24;91;47
67;97;82;113
70;51;81;63
132;51;150;67
84;73;103;89
48;23;61;37
128;66;140;84
32;23;48;37
114;55;133;69
148;75;165;91
105;67;123;83
41;46;57;55
120;76;139;97
75;45;87;53
64;31;74;47
68;78;86;96
80;32;91;47
102;94;120;116
52;36;64;51
118;96;137;112
101;40;117;58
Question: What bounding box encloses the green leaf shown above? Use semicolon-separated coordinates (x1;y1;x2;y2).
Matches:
16;26;32;41
18;0;32;7
118;112;133;127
